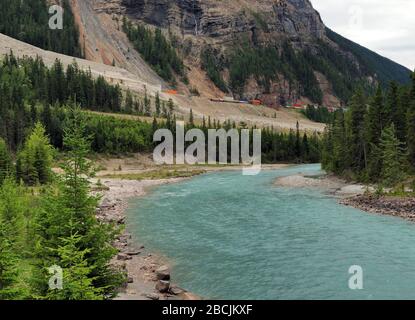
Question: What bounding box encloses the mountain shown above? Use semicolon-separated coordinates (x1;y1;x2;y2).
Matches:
0;0;410;112
117;0;411;106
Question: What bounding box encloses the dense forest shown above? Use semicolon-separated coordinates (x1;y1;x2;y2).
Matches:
227;42;323;104
201;39;375;105
0;53;126;150
326;28;412;87
0;0;82;57
0;52;320;160
122;17;185;83
322;72;415;189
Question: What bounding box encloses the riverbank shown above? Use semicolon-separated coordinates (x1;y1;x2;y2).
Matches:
95;162;289;300
341;195;415;222
94;177;201;300
274;173;369;197
274;173;415;222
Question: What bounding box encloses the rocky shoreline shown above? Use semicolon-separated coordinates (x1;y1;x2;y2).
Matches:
341;195;415;222
275;173;415;222
94;178;201;300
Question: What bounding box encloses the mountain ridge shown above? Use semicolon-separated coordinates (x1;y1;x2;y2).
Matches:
118;0;411;106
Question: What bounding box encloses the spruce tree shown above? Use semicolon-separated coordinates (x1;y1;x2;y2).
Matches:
155;92;161;116
33;107;124;299
16;123;54;185
349;88;368;173
0;138;13;184
0;178;28;299
380;124;407;187
0;222;20;300
407;100;415;168
124;90;134;114
366;87;384;180
45;233;103;300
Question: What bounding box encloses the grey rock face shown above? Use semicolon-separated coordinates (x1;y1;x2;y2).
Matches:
122;0;326;41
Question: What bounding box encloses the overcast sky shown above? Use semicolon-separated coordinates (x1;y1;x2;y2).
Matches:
311;0;415;70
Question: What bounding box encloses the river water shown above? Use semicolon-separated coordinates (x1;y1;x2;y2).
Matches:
127;164;415;300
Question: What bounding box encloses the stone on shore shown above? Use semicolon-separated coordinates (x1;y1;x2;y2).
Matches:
341;195;415;221
155;265;171;280
125;249;142;256
156;280;170;293
170;285;185;295
117;253;132;261
144;293;160;300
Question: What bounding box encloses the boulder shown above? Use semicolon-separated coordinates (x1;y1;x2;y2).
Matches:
155;265;171;280
170;285;185;295
126;249;142;256
117;253;132;261
144;293;160;300
156;280;170;293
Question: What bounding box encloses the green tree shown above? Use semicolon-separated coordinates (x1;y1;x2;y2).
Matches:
124;89;134;114
365;87;384;180
45;233;103;300
407;100;415;168
0;138;13;184
155;92;161;116
379;124;407;187
0;178;28;299
16;123;54;185
349;89;368;173
33;107;124;299
0;223;20;300
144;89;151;116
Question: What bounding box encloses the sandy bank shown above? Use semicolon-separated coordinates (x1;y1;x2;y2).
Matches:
274;174;369;197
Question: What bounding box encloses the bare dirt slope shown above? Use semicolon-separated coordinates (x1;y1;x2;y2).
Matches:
71;0;165;89
0;31;323;131
0;32;162;95
170;95;325;131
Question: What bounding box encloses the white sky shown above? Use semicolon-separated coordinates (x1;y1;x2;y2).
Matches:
311;0;415;70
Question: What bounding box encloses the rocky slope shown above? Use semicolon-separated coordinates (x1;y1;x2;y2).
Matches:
116;0;411;106
122;0;325;41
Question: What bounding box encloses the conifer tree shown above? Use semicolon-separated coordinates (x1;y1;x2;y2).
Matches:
349;88;368;173
33;107;123;299
0;178;28;299
155;92;161;116
45;233;103;300
16;123;54;185
365;87;384;180
0;222;20;300
295;121;301;158
407;100;415;168
144;90;151;116
124;90;134;114
380;124;407;187
0;139;12;184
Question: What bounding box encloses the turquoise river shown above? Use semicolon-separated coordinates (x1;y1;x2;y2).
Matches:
126;164;415;300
